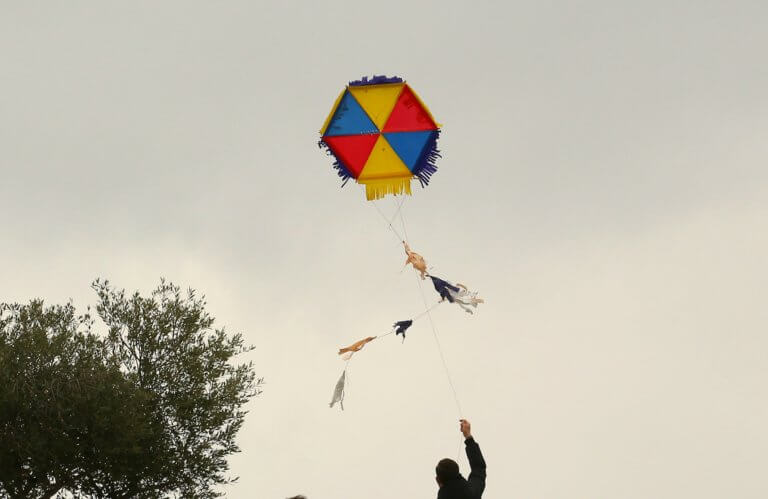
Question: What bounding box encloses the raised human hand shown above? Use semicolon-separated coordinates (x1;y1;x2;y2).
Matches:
460;419;472;439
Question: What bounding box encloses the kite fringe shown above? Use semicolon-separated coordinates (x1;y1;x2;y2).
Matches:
413;130;441;187
362;177;413;201
349;75;404;86
318;140;354;185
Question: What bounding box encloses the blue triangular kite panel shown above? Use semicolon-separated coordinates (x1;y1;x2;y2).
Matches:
383;131;435;171
323;91;379;136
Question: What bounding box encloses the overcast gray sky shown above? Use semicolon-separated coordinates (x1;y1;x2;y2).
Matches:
2;1;767;498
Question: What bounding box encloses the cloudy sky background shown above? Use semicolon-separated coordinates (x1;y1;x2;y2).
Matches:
2;1;767;497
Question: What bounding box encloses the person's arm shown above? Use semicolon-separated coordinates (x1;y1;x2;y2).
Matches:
460;420;487;498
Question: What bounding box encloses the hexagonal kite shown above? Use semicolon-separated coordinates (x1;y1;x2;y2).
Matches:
319;76;441;200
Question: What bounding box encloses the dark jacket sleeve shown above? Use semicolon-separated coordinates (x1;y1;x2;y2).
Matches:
465;437;487;498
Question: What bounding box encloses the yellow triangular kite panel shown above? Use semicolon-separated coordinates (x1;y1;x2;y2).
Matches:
359;135;413;180
358;135;413;200
349;83;404;129
319;88;346;136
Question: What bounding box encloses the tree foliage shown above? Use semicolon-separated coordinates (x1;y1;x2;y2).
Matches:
0;280;261;499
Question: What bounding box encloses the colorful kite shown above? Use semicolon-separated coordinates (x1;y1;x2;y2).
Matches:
319;76;441;200
321;76;484;412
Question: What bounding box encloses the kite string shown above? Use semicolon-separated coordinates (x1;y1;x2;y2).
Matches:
398;203;464;419
372;196;465;418
375;301;443;339
397;201;465;460
343;357;351;403
412;301;442;321
415;275;464;419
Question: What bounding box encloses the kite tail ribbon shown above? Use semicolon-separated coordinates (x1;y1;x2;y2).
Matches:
329;370;346;410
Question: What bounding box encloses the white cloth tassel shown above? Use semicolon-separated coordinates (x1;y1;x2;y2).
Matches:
447;283;485;314
329;370;346;410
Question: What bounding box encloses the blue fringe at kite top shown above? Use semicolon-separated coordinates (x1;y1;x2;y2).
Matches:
349;75;404;86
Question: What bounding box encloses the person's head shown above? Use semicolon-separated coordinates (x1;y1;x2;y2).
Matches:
435;458;460;487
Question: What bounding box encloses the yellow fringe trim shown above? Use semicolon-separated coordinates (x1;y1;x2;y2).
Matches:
360;177;413;201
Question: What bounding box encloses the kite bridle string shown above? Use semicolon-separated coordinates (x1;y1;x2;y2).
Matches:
372;197;406;244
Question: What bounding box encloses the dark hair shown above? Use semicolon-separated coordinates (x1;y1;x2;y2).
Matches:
435;458;460;482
